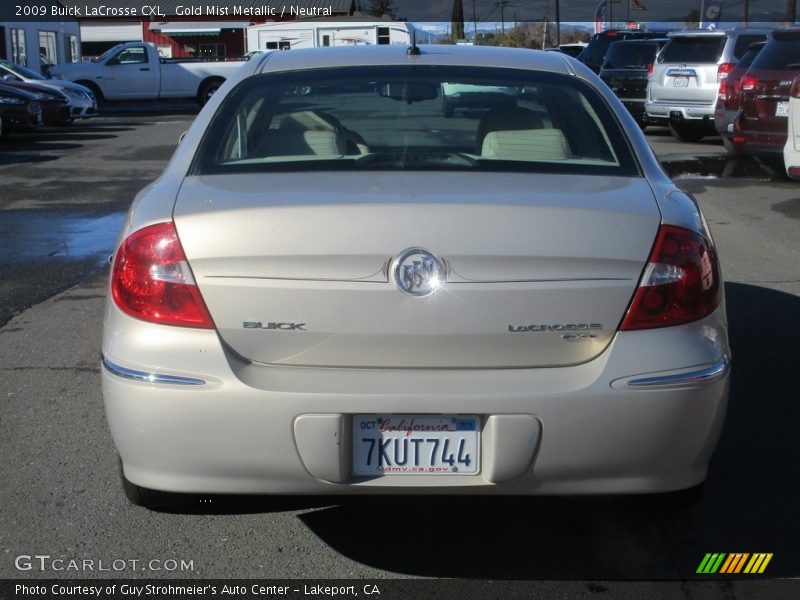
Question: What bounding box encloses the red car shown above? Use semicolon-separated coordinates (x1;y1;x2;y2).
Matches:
0;84;44;136
714;41;765;153
0;80;70;125
733;29;800;158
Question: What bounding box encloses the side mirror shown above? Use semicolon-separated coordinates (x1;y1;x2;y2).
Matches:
178;131;188;144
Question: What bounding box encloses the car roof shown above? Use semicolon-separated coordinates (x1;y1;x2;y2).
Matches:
609;38;669;44
667;28;772;38
255;45;574;76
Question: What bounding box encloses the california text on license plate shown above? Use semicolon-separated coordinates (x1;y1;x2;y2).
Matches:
673;76;689;87
353;415;480;476
776;102;789;117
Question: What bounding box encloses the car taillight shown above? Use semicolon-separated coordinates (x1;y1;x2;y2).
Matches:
620;225;721;331
647;63;654;76
740;74;758;92
791;75;800;98
717;62;734;82
111;222;215;329
717;76;728;99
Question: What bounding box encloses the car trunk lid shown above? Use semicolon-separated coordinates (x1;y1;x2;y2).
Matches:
173;172;661;369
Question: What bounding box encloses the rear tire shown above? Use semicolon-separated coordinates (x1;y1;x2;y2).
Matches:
669;120;706;143
642;482;706;511
442;98;454;118
198;78;224;106
756;155;788;179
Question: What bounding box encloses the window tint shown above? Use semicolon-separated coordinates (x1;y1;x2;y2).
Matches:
660;37;725;63
603;42;659;69
732;34;767;59
751;37;800;70
193;66;638;178
114;47;146;64
736;43;765;69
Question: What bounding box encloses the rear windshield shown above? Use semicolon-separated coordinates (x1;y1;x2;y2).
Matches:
751;36;800;70
732;34;768;59
192;65;638;177
603;42;660;69
660;37;725;63
736;43;765;70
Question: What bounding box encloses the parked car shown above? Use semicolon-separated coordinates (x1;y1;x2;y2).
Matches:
578;30;669;74
784;73;800;179
714;41;766;153
49;42;245;106
441;82;518;117
646;29;770;142
242;50;267;61
732;29;800;161
0;61;97;121
599;38;669;128
103;44;729;508
0;80;70;125
545;43;587;58
0;84;44;135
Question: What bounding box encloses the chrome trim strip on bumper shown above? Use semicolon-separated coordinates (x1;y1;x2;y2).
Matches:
626;357;730;388
101;356;206;386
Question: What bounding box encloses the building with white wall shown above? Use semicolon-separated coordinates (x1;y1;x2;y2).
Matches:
0;20;81;73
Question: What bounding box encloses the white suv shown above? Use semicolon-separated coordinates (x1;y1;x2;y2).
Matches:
646;29;769;142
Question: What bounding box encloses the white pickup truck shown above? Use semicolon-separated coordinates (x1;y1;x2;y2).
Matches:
49;43;245;105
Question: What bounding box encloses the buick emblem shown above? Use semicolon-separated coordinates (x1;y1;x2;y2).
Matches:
392;248;446;296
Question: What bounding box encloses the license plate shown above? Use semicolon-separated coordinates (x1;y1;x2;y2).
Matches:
776;102;789;117
673;76;689;87
353;415;480;476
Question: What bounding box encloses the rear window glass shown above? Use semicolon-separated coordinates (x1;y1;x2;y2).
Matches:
736;44;765;69
660;37;725;63
751;36;800;70
192;65;639;178
603;42;659;69
732;34;767;59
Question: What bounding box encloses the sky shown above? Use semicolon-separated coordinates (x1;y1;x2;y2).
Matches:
395;0;796;25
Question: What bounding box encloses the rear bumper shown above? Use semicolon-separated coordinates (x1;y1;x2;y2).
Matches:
714;109;737;138
645;101;716;121
784;135;800;179
103;304;731;497
734;126;787;156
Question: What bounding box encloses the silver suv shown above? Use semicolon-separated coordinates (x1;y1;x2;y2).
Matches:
646;29;769;142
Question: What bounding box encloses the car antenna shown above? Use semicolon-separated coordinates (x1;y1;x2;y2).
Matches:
407;23;421;56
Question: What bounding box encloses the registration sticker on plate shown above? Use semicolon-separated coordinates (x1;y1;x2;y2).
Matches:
776;102;790;117
353;415;480;476
673;76;689;87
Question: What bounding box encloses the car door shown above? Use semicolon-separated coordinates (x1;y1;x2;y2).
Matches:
99;46;158;99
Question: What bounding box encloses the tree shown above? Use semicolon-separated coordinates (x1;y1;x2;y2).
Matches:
684;9;700;29
366;0;395;18
452;0;465;41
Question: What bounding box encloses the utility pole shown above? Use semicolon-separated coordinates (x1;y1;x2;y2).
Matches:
555;0;560;46
542;2;548;49
496;0;509;35
788;0;797;24
472;0;479;44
